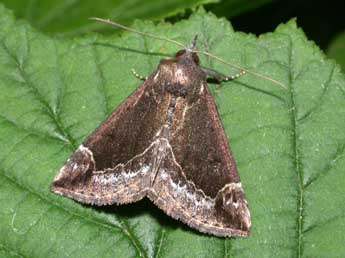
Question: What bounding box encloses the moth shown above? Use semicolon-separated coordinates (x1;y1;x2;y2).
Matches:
51;18;286;237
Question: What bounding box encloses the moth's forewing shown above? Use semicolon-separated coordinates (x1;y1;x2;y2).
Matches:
146;70;250;237
51;72;170;205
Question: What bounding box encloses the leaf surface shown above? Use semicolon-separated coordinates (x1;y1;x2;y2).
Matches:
0;5;344;258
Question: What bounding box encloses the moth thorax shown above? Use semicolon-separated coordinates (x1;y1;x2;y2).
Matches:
173;66;191;86
157;62;190;97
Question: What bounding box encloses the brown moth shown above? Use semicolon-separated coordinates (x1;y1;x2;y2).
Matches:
51;19;285;237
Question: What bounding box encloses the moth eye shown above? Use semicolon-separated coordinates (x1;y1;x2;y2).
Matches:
191;53;200;65
175;50;186;57
175;50;199;65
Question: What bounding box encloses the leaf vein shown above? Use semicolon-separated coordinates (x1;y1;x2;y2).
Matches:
154;228;165;258
285;33;304;258
0;243;26;258
0;170;144;257
0;39;76;148
44;214;73;257
92;42;109;114
297;64;336;123
303;214;345;234
304;140;345;188
0;115;68;144
120;219;148;258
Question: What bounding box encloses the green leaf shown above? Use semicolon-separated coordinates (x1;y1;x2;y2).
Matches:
0;0;218;36
0;4;344;258
327;30;345;72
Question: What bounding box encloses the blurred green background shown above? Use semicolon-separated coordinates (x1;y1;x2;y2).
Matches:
1;0;344;70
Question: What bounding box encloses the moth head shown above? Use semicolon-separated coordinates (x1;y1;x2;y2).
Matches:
174;50;200;66
174;35;200;65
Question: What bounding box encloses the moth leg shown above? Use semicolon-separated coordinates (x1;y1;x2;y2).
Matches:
203;67;246;83
131;68;148;81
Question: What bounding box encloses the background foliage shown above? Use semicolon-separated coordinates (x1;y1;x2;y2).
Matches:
0;1;344;258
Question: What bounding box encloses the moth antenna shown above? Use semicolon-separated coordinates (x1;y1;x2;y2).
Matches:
197;50;288;89
190;35;198;50
89;17;187;49
90;17;288;90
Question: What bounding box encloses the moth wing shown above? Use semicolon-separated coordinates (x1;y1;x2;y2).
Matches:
149;85;251;237
51;74;169;205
